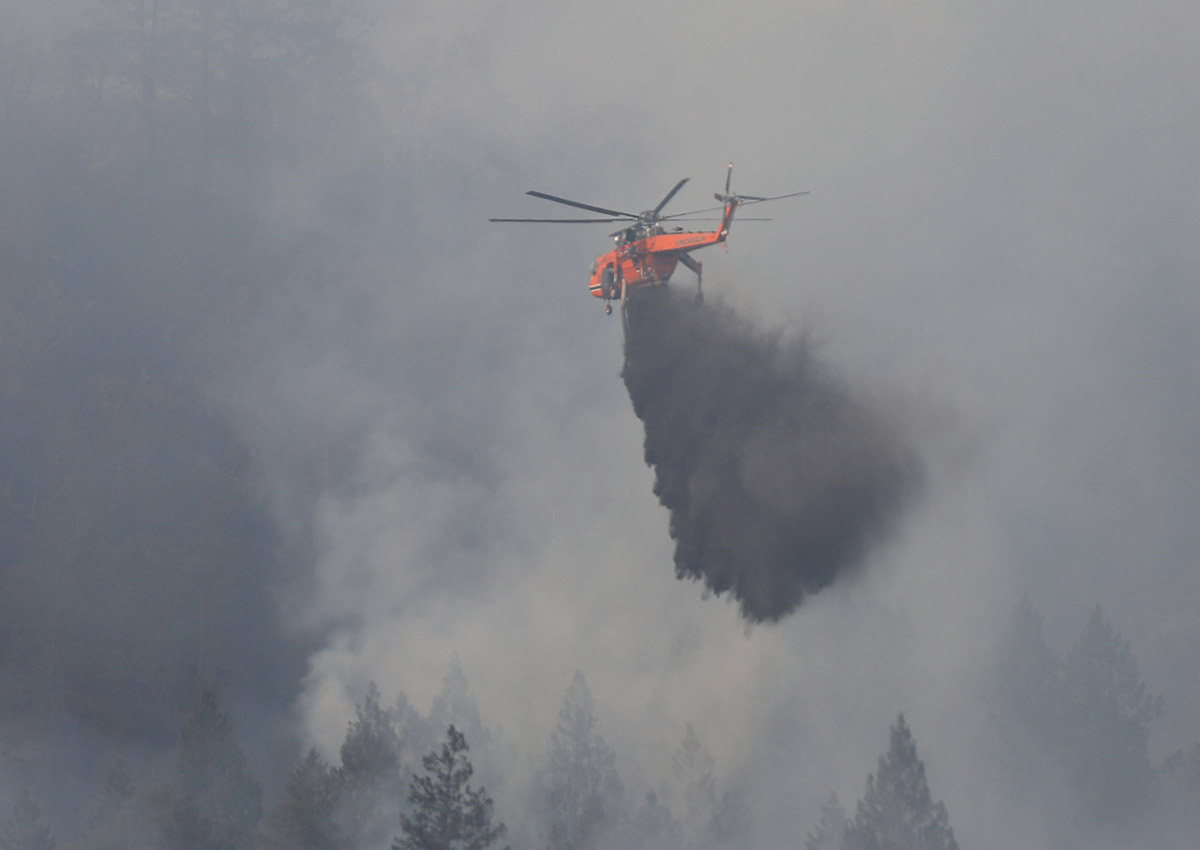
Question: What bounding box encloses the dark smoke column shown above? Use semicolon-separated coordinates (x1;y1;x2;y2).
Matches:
621;289;920;622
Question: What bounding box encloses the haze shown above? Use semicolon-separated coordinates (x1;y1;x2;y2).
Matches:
1;1;1198;848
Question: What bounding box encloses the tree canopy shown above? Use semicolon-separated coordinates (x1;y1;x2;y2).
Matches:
395;725;507;850
540;672;624;850
843;714;958;850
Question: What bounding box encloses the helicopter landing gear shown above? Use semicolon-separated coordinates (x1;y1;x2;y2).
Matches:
680;253;703;307
619;276;629;332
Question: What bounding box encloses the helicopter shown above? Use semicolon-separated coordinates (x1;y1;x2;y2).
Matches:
490;164;807;324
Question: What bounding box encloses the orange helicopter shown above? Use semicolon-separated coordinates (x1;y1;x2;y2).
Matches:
490;164;807;323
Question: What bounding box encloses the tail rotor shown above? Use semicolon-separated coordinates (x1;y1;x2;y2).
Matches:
714;162;735;204
713;162;807;206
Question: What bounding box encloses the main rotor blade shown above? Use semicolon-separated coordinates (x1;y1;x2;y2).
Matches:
652;178;690;217
525;190;636;218
661;203;725;219
489;217;628;223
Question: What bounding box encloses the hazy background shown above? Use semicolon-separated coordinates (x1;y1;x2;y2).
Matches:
1;1;1198;848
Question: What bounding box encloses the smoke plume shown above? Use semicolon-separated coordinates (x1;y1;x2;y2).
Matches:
621;288;920;621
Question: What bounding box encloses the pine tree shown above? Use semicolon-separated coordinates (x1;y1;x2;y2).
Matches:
430;656;489;752
394;725;507;850
991;594;1063;742
663;724;743;850
843;714;958;850
429;656;497;794
395;689;438;774
626;792;682;850
170;688;262;850
805;794;847;850
336;681;405;850
540;672;624;850
667;724;716;848
257;749;341;850
1061;605;1163;820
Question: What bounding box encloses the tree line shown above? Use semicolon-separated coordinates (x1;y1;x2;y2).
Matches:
0;666;943;850
5;596;1198;850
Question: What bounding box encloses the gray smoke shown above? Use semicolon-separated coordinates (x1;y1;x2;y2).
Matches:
621;288;921;621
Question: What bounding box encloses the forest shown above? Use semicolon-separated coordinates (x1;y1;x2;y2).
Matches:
2;2;1199;849
4;605;1200;850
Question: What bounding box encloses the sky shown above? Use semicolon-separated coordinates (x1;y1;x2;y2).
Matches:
3;0;1200;846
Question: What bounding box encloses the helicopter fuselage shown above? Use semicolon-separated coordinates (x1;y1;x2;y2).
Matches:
587;200;734;300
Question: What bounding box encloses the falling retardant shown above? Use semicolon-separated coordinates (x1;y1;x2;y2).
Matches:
621;288;921;622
